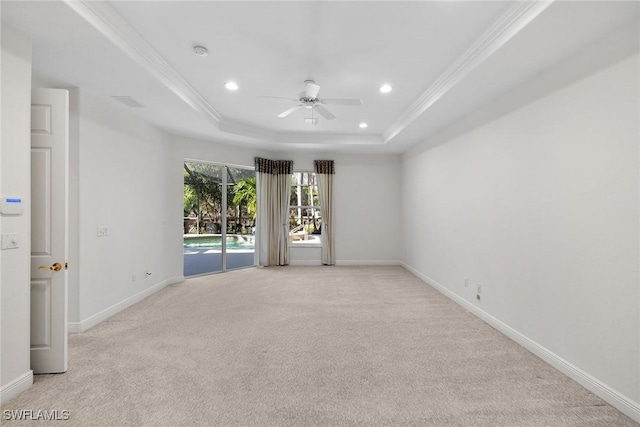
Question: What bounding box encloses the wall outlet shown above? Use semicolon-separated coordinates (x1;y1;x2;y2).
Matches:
464;278;469;287
476;284;482;300
97;226;109;237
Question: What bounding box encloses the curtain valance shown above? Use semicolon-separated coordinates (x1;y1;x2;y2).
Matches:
255;157;293;175
313;160;335;175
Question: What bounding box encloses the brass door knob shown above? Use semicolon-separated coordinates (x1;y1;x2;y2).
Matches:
38;262;62;271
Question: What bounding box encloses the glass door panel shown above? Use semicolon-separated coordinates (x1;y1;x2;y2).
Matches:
183;161;224;276
225;166;256;270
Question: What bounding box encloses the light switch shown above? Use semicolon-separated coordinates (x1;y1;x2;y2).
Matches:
1;233;19;250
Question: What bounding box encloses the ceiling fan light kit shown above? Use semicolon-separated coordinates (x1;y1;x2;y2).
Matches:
305;105;318;125
263;80;363;123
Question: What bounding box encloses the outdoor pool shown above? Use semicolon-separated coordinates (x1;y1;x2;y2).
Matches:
183;234;255;251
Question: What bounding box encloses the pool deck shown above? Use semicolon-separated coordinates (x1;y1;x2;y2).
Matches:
184;248;255;276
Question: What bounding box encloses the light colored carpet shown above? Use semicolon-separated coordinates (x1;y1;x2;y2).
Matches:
2;266;636;426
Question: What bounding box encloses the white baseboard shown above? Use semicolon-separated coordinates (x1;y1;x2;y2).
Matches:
401;262;640;423
68;276;184;333
336;260;401;266
289;260;322;266
289;260;401;266
1;370;33;404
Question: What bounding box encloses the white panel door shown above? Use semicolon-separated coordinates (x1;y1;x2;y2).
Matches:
30;88;69;374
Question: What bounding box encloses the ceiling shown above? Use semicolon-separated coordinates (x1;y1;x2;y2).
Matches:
2;1;638;153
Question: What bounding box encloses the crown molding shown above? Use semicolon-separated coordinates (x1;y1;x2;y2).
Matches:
383;0;555;144
219;118;384;146
277;132;384;146
63;0;223;124
63;0;553;149
218;119;277;142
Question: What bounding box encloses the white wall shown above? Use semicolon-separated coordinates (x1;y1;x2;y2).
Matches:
29;81;184;330
73;89;182;327
170;138;402;267
284;152;402;265
333;154;401;264
1;25;33;402
402;50;639;417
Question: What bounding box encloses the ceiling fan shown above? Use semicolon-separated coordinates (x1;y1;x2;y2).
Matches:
261;80;362;122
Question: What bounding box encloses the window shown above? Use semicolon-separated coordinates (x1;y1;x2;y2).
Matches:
289;172;322;245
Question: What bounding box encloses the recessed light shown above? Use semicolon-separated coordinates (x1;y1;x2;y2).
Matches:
359;122;368;129
379;84;392;93
225;81;239;91
193;46;208;57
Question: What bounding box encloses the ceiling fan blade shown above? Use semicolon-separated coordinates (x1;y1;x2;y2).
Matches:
321;98;362;106
277;105;302;118
305;82;320;99
259;95;299;101
314;105;336;120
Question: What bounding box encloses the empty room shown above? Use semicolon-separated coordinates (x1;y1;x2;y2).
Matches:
1;1;639;425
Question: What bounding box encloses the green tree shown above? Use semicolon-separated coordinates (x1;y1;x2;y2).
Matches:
184;162;224;233
184;185;198;216
233;177;257;219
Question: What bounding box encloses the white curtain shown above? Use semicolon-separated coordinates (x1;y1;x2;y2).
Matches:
255;157;293;266
314;160;335;265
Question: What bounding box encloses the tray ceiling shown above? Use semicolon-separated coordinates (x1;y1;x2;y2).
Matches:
2;1;638;153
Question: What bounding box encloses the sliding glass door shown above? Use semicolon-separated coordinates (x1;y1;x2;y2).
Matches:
183;161;256;276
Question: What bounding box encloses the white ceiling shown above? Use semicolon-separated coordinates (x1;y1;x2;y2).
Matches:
2;1;638;153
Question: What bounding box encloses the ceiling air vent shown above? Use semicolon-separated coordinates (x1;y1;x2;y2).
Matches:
111;96;145;108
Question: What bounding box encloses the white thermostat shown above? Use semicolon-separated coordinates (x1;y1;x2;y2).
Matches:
1;197;24;215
